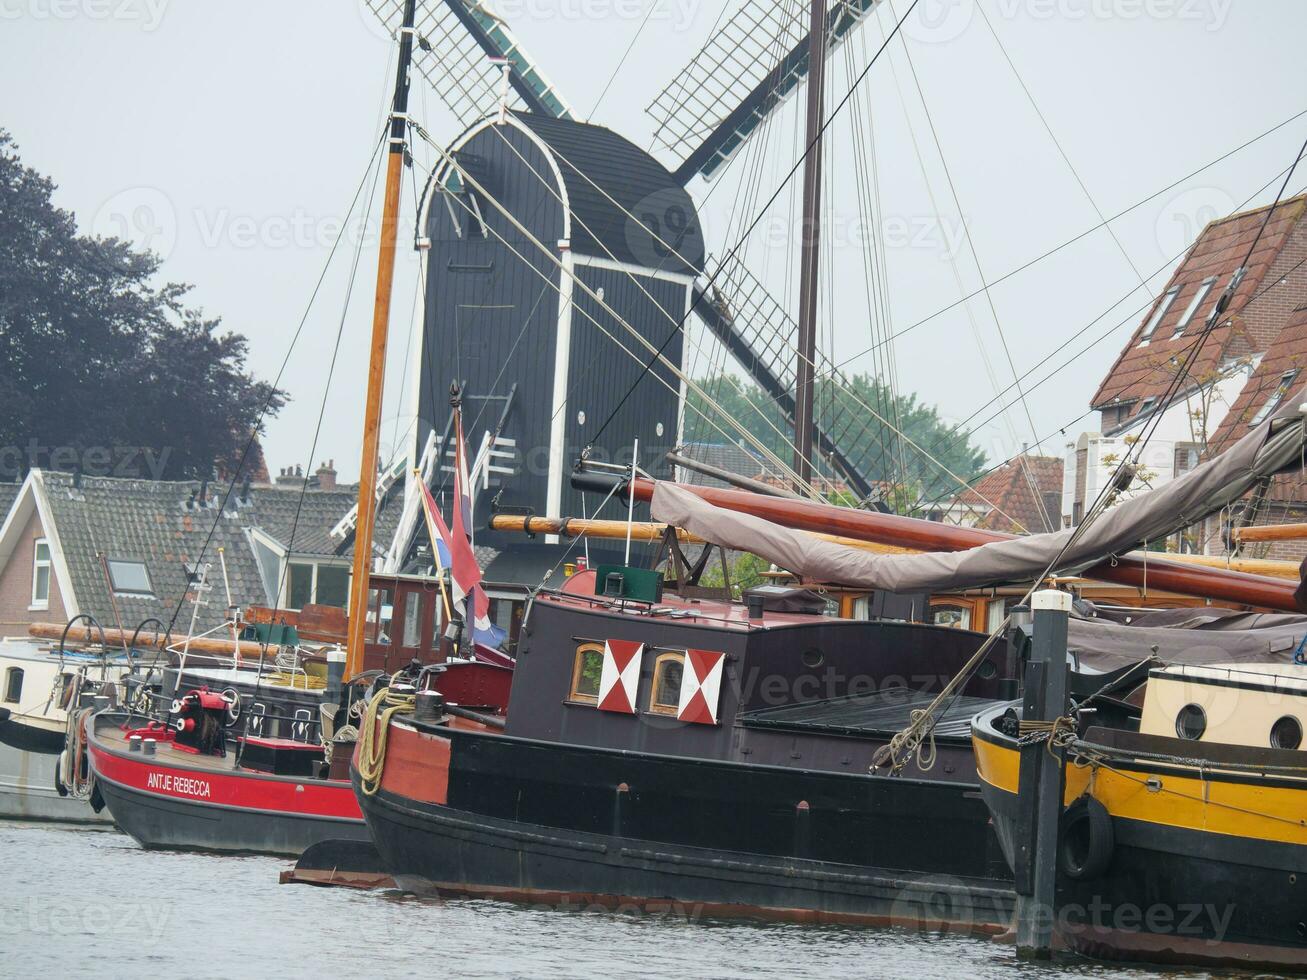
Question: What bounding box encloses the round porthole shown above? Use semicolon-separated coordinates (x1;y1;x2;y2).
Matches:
577;410;586;426
977;660;998;680
1271;715;1303;750
656;422;665;437
801;648;824;669
1175;703;1207;741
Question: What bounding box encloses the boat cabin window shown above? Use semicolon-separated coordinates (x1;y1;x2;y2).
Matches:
3;667;22;704
649;651;684;715
106;558;153;597
402;591;425;649
1271;715;1302;751
569;643;604;705
1175;703;1207;740
932;603;972;630
31;538;51;610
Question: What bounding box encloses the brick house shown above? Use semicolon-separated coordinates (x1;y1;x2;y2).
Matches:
1063;195;1307;554
0;468;398;639
947;454;1063;534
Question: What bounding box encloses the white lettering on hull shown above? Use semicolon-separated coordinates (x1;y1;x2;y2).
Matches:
145;770;212;799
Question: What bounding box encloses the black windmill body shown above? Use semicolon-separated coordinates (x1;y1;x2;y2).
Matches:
370;0;894;575
415;113;704;559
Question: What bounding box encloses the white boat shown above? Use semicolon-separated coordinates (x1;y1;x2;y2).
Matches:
0;636;137;823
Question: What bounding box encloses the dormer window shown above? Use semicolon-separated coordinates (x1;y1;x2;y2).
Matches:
1138;286;1180;344
1137;396;1157;417
1249;369;1299;426
1172;276;1218;336
106;558;153;597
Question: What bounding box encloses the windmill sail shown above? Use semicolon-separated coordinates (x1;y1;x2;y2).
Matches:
694;257;886;501
364;0;572;125
647;0;885;184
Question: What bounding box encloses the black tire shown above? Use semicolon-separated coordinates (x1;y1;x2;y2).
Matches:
1060;795;1114;880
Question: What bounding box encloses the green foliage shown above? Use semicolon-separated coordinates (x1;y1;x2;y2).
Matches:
682;372;986;510
0;131;286;481
696;549;772;599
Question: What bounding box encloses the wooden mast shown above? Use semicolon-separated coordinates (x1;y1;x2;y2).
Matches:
793;0;826;489
345;0;419;680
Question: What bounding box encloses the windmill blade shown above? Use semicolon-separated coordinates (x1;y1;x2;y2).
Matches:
648;0;883;185
692;257;892;503
364;0;573;126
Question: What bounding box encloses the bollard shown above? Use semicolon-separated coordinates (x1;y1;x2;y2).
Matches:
413;690;444;724
143;738;157;757
325;646;347;701
129;735;142;753
1014;588;1071;959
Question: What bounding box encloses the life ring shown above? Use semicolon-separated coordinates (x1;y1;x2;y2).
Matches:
1059;795;1114;880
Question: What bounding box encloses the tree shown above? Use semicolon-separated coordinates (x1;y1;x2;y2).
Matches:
0;130;285;481
682;372;987;511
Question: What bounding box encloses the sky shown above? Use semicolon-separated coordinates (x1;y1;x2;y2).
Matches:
2;0;1305;486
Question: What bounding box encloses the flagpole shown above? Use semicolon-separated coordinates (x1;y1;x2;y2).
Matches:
625;438;638;565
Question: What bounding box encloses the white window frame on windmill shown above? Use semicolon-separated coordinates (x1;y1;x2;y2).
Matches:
29;537;51;611
1172;276;1219;337
1138;286;1180;346
1250;370;1300;427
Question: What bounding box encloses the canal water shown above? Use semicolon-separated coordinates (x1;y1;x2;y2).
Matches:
0;822;1248;979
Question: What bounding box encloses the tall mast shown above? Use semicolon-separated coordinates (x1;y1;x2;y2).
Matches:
793;0;826;491
345;0;419;680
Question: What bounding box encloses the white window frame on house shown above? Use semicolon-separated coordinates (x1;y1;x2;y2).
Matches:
1250;370;1300;426
1138;286;1180;345
281;558;352;611
1172;276;1218;337
30;537;51;611
106;558;154;598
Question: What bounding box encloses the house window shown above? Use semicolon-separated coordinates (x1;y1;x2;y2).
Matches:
31;538;51;610
3;667;22;704
1173;276;1218;336
569;643;604;704
648;651;684;715
1138;286;1180;344
1137;396;1158;417
1250;370;1300;426
285;561;351;610
106;559;153;596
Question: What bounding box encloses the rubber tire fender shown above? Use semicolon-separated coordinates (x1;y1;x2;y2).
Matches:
1059;795;1114;880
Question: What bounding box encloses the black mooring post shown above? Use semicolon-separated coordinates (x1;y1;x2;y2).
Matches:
1015;589;1071;959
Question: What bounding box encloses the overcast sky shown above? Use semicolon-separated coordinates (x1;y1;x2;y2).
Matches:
3;0;1305;485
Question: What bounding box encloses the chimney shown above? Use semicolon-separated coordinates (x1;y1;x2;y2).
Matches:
275;466;305;489
315;459;337;491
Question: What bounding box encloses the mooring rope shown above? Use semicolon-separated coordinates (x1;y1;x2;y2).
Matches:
355;684;417;797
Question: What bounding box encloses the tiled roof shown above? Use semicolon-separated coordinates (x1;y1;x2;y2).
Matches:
36;472;403;633
0;482;21;524
675;442;771;487
954;455;1064;534
1090;195;1307;413
1206;304;1307;502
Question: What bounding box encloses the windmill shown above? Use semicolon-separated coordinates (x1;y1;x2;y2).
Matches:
359;0;899;573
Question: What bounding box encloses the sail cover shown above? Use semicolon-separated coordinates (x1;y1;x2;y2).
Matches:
652;391;1307;595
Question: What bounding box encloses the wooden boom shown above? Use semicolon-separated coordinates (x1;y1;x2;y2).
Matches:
1233;522;1307;543
606;477;1303;612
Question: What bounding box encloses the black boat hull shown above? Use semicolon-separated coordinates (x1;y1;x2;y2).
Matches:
355;719;1015;930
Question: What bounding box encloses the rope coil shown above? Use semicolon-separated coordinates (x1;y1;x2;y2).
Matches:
356;684;417;797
